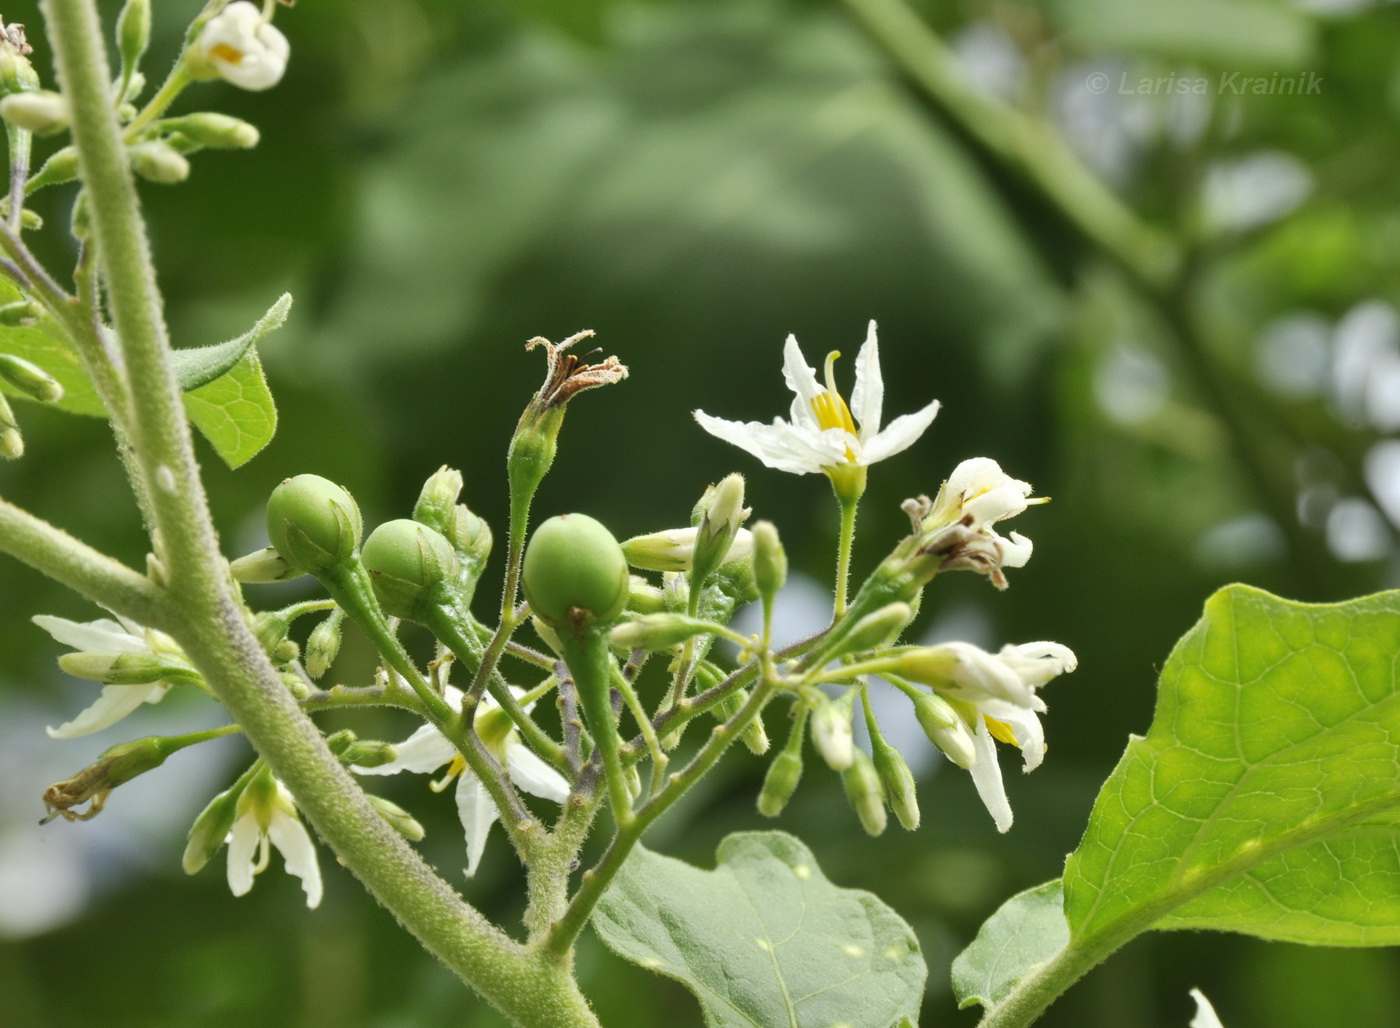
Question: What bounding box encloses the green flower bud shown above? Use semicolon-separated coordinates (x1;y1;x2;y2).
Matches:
266;474;363;576
341;739;398;769
130;140;189;183
757;749;803;817
0;353;61;402
161;111;259;149
58;651;189;685
412;464;463;535
689;473;749;594
626;575;665;614
713;686;769;755
912;691;975;769
229;546;305;583
532;615;564;656
0;90;66;134
304;608;344;679
0;22;39;96
361;519;458;622
750;520;786;607
116;0;151;81
446;504;492;573
522;513;630;628
842;748;887;836
608;613;710;651
0;391;20;459
0;301;39;327
252;609;292;657
837;602;913;655
367;794;425;842
811;692;855;771
28;148;79;193
870;736;919;831
183;781;244;874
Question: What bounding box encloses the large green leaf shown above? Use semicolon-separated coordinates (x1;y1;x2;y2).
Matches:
593;831;926;1028
182;349;278;468
956;585;1400;1016
950;881;1068;1011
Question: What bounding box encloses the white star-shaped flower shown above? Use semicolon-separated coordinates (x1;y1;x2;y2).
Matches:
227;770;322;908
188;1;290;92
920;457;1043;588
693;322;940;476
34;613;196;739
354;686;569;876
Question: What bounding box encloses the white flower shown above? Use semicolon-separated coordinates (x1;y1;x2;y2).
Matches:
34;613;194;739
189;1;289;92
1189;988;1226;1028
693;322;940;476
355;687;569;876
622;526;755;572
921;458;1042;589
895;639;1076;832
227;770;322;908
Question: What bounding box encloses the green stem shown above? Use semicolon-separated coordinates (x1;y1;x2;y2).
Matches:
612;661;667;785
833;490;859;617
0;495;165;625
561;627;633;829
44;5;595;1023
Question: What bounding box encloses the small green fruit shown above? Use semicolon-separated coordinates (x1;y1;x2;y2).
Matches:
361;519;458;621
522;513;629;628
266;474;362;575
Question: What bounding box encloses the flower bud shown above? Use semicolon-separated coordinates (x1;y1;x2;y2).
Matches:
842;748;887;836
229;546;304;583
0;21;38;96
116;0;151;80
183;781;244;874
0;301;39;328
361;519;458;622
266;474;363;576
252;609;292;657
522;513;630;628
811;693;855;772
911;691;975;769
626;576;665;614
836;602;913;656
713;686;769;755
609;613;710;651
621;527;755;574
27;148;79;194
870;735;919;831
750;520;786;607
0;391;20;459
367;794;425;842
689;473;749;592
341;739;398;769
161;112;259;149
304;608;344;680
412;465;463;535
445;504;493;572
0;353;61;402
757;749;803;817
531;615;564;656
0;90;66;134
58;651;184;685
129;141;189;184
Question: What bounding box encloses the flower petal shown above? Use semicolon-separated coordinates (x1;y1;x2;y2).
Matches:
848;321;884;441
693;411;840;474
33;615;145;654
454;772;500;877
967;718;1014;833
45;682;163;739
859;402;941;464
981;698;1046;772
267;807;323;909
226;812;262;897
354;722;456;776
506;744;570;802
1189;989;1226;1028
779;334;823;427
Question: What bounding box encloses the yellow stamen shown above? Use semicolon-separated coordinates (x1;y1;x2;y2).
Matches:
985;715;1018;746
808;351;858;460
430;754;466;793
209;43;246;65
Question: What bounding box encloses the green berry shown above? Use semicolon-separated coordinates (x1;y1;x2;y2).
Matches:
522;513;629;628
361;519;458;622
265;474;362;575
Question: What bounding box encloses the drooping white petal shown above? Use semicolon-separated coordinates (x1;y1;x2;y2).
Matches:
967;717;1014;833
33;615;145;654
45;682;165;739
226;810;262;897
981;698;1047;772
939;642;1034;707
267;807;323;909
779;334;824;423
849;321;884;440
454;772;500;877
999;641;1078;688
354;722;456;776
999;531;1034;568
506;744;571;802
963;482;1033;527
859;402;942;464
1189;989;1226;1028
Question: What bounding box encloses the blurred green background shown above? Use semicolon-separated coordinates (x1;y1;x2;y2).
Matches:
3;0;1400;1025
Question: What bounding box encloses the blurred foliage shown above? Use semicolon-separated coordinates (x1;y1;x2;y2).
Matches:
3;0;1400;1025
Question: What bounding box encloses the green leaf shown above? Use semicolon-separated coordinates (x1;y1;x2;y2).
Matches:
183;349;277;468
950;881;1069;1011
593;831;926;1028
171;293;291;391
1064;585;1400;946
0;277;103;416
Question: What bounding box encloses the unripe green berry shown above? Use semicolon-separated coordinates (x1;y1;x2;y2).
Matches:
361;519;458;622
522;513;630;628
842;748;887;836
758;749;803;817
266;474;362;576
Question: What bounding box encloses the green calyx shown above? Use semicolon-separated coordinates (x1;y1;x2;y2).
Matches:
266;474;363;576
361;519;459;622
522;513;630;629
